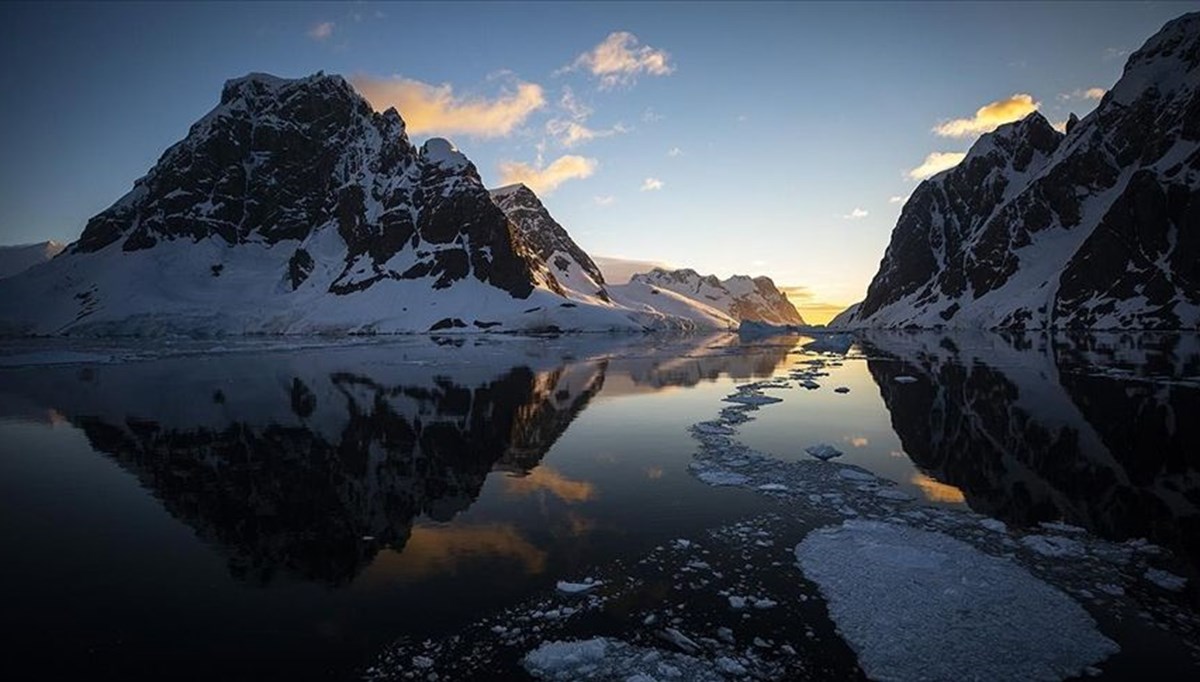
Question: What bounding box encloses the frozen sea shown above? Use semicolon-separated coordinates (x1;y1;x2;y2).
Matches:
0;331;1197;680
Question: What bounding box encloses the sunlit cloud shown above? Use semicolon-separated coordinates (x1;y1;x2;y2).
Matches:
567;31;674;89
933;94;1039;138
841;208;869;220
641;177;664;191
646;467;664;480
594;195;616;206
1103;47;1130;61
907;152;966;180
498;155;596;194
844;436;870;448
546;119;628;147
352;75;545;138
911;473;966;503
888;194;909;204
667;147;683;157
1051;120;1069;134
1059;87;1106;101
308;21;334;41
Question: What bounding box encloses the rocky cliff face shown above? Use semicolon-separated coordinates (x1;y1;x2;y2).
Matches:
490;183;610;303
849;13;1200;330
629;268;806;325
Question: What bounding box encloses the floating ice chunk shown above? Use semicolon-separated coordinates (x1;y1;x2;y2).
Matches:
894;375;918;384
556;579;602;595
1021;534;1086;558
875;488;914;502
1039;521;1087;535
979;518;1008;533
796;520;1118;681
728;595;747;609
1144;568;1187;592
805;443;844;461
837;468;875;482
693;421;736;435
834;386;850;393
723;393;783;406
716;657;747;675
753;598;778;609
697;470;750;486
523;638;720;682
757;483;789;492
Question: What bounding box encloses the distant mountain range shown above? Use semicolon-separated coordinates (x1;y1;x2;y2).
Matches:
837;12;1200;330
0;74;801;336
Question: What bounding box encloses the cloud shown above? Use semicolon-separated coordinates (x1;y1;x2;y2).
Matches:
640;177;664;191
933;94;1039;138
351;75;545;138
911;473;966;503
1103;47;1130;61
642;108;665;123
888;194;909;204
1051;120;1068;134
568;31;674;89
593;195;616;206
308;21;334;41
498;155;597;194
907;152;967;180
841;208;869;220
546;119;628;147
503;467;594;504
1059;87;1106;102
593;256;672;284
545;86;628;147
667;147;683;157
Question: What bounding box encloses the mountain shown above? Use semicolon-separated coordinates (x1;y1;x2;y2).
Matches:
625;268;806;326
0;241;64;279
489;183;610;303
0;73;652;336
844;13;1200;330
490;183;738;329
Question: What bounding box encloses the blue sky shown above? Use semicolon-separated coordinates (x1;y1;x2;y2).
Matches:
0;1;1190;321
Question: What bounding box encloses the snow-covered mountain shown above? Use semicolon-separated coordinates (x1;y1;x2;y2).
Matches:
843;13;1200;330
0;241;64;279
489;183;738;329
626;268;805;326
0;73;667;336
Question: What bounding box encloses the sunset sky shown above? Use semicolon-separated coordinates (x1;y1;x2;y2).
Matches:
0;1;1188;323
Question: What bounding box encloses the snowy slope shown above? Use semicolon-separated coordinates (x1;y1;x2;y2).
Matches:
607;278;737;330
629;268;805;325
848;13;1200;330
0;241;64;279
0;73;665;336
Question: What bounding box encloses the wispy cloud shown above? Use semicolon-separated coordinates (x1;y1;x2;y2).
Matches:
907;152;966;180
308;21;334;41
840;208;869;220
544;86;628;147
593;255;672;284
498;155;597;194
1103;47;1130;61
566;31;674;89
888;194;909;204
642;107;665;123
351;75;545;138
667;147;683;157
640;177;664;191
1058;87;1106;102
933;94;1039;138
594;195;616;206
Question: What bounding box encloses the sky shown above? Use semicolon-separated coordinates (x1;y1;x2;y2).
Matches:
0;1;1191;323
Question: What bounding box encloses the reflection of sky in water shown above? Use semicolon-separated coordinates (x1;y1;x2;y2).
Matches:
736;345;968;507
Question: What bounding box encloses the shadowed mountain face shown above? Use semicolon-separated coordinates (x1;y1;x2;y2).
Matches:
0;335;793;586
862;332;1200;566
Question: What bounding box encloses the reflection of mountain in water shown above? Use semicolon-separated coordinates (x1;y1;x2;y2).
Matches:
0;335;795;586
863;332;1200;567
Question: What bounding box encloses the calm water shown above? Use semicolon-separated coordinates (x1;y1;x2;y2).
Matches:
1;331;1197;679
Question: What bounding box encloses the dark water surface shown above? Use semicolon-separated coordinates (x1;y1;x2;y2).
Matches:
1;331;1197;679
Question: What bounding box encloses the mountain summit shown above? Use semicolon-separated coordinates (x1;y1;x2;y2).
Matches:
843;12;1200;329
0;73;651;335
